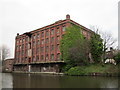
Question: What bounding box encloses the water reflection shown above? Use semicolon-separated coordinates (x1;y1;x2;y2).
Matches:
59;76;118;88
0;73;2;89
2;73;119;88
2;73;13;88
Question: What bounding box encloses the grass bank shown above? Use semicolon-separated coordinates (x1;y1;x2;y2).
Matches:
65;64;119;76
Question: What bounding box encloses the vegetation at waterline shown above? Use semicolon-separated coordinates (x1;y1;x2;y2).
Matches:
60;25;119;76
66;64;119;76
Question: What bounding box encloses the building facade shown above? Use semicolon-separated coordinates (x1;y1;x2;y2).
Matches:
13;15;93;72
3;58;14;72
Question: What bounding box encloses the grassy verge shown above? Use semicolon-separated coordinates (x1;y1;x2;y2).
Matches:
65;64;119;76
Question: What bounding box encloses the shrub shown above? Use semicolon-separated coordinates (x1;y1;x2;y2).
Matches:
66;66;86;76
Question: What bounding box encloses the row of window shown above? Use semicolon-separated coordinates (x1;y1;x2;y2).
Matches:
17;26;65;44
32;44;60;54
16;53;60;61
16;36;60;50
16;45;60;57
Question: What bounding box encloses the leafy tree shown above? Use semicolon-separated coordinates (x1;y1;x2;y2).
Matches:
90;25;117;62
90;33;103;63
60;25;89;67
68;39;89;66
113;51;120;64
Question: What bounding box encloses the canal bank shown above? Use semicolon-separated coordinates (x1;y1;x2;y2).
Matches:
11;64;119;77
64;64;120;77
12;71;64;75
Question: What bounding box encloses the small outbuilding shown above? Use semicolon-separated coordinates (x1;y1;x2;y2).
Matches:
3;58;14;72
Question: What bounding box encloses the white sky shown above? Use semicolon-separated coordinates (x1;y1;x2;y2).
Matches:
0;0;119;58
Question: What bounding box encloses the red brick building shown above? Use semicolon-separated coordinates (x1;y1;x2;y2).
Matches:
13;15;93;72
3;58;14;72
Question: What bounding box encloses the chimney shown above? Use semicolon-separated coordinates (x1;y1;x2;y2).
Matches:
17;33;19;36
66;14;70;19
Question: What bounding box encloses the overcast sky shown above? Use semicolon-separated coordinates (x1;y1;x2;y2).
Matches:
0;0;119;58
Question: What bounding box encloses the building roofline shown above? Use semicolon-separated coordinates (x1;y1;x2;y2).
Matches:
4;58;14;61
69;19;94;33
16;15;94;38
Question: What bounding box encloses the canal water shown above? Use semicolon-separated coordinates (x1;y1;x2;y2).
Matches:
1;73;120;88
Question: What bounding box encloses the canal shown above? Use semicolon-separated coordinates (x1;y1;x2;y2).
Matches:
1;73;120;88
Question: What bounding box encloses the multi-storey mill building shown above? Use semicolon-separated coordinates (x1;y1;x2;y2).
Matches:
13;15;93;72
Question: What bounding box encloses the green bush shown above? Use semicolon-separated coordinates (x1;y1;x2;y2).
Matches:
66;66;86;76
65;64;118;76
61;64;73;72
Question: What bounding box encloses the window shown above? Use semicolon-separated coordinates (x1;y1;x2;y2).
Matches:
16;52;19;57
22;44;24;50
33;56;36;61
20;39;22;43
36;56;39;61
46;38;49;43
51;45;54;51
57;27;60;34
25;43;28;49
32;41;35;47
20;45;21;49
21;57;23;61
84;36;87;39
37;34;40;38
57;53;60;60
51;29;54;35
51;54;54;60
32;48;35;54
33;35;36;39
37;40;40;45
46;46;49;52
25;57;27;61
51;37;54;43
25;50;27;56
57;36;60;42
17;40;19;44
62;26;66;32
41;39;44;45
57;44;59;50
46;31;49;36
41;32;44;37
16;46;19;50
22;38;25;42
36;47;39;54
41;47;44;52
22;50;24;55
27;43;30;49
46;54;49;60
41;55;44;60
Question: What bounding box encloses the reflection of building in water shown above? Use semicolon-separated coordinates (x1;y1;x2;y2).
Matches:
13;74;61;88
100;77;118;88
13;15;93;73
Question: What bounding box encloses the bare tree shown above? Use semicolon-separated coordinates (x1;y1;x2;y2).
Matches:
89;25;117;61
0;45;10;62
101;32;117;50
